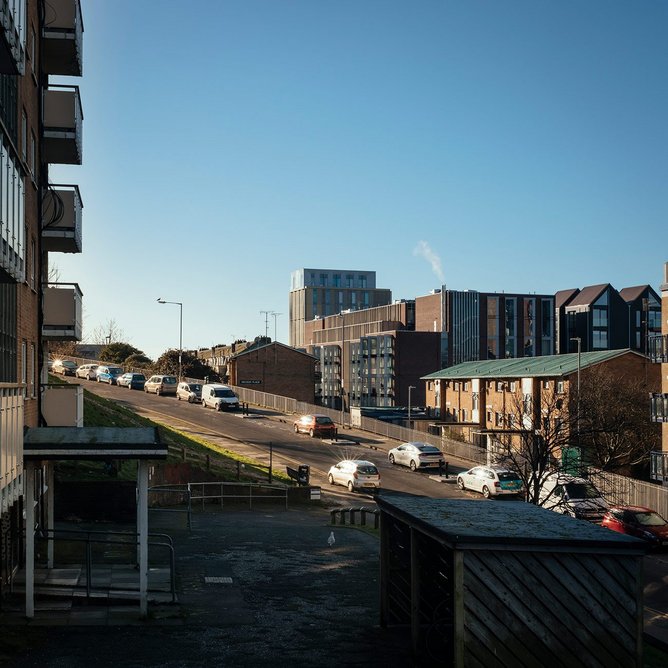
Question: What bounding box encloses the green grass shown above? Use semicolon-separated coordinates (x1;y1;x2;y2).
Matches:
55;389;290;484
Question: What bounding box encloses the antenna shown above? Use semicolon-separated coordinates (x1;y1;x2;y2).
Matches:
271;312;282;343
260;311;272;338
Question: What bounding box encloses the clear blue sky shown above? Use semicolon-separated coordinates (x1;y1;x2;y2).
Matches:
51;0;668;360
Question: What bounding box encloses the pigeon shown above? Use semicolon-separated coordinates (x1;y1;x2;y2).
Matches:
327;531;335;547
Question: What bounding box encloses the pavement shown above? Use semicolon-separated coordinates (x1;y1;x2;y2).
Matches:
1;499;415;667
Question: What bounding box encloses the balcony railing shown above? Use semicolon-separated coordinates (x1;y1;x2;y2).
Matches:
42;282;83;341
1;383;24;510
42;184;83;254
650;451;668;485
0;138;25;282
650;393;668;423
41;0;83;76
0;0;25;75
649;334;668;364
41;383;83;427
42;85;83;164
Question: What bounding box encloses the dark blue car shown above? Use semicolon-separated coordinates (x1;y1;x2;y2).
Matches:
117;372;146;390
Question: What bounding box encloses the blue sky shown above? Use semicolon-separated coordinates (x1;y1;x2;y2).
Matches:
51;1;668;360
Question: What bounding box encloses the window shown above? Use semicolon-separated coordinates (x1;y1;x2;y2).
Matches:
21;340;27;397
453;382;459;391
333;274;341;287
507;414;516;428
463;381;469;391
21;110;27;160
523;394;532;414
495;412;503;427
359;274;367;288
509;381;517;392
556;380;565;394
472;392;479;410
461;408;467;422
29;236;35;289
29;343;35;397
496;381;504;392
486;410;492;422
542;380;550;390
29;130;35;177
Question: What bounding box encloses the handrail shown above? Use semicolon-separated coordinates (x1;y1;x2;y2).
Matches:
36;528;176;602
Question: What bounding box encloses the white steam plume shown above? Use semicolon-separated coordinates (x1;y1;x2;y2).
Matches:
413;240;444;284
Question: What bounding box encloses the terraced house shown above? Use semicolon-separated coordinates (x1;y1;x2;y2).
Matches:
0;0;84;606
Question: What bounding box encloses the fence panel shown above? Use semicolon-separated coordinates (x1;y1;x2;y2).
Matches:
589;468;668;518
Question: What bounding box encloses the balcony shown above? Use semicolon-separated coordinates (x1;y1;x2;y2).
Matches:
41;185;83;254
41;383;83;427
42;282;83;341
650;451;668;485
41;0;83;76
0;383;24;511
649;334;668;364
42;85;83;164
0;0;25;74
650;393;668;423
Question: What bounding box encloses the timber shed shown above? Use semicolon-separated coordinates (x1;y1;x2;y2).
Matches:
376;494;648;667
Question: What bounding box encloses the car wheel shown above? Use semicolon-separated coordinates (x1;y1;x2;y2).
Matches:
216;403;223;412
389;454;395;464
97;377;101;382
409;460;417;472
309;429;315;437
177;394;181;401
347;481;354;492
156;388;161;396
294;425;299;433
457;477;465;490
482;486;491;499
328;474;334;485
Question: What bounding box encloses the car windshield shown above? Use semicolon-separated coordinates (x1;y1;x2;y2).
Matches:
357;465;378;475
213;388;235;397
189;384;201;391
497;471;521;481
564;482;601;500
634;511;667;527
315;417;333;425
63;361;76;368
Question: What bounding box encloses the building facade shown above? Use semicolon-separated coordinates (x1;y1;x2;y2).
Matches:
289;268;392;349
649;263;668;484
0;0;84;600
414;288;555;367
556;283;661;354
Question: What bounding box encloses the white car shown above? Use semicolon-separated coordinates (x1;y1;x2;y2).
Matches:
388;442;445;471
75;363;98;380
177;382;202;403
457;466;524;499
327;460;380;493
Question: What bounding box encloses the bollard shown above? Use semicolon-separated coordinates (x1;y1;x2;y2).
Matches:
349;508;357;525
360;507;367;526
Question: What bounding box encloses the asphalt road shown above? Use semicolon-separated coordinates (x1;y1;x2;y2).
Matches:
79;377;476;499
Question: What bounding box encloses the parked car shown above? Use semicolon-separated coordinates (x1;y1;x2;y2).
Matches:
96;365;124;385
457;466;524;499
144;375;178;396
177;382;202;403
388;442;445;471
75;363;99;380
117;372;146;390
52;359;77;376
601;506;668;549
201;383;239;410
293;414;338;438
327;460;380;492
538;472;609;522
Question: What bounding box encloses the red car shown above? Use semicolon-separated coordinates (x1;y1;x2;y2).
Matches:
293;414;338;438
601;506;668;550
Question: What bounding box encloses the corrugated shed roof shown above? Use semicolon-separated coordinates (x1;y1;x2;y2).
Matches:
565;284;609;308
422;349;635;380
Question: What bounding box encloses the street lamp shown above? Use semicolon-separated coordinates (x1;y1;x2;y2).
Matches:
157;298;183;380
408;385;416;429
570;336;581;472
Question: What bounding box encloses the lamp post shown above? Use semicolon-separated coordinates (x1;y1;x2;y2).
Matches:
408;385;416;429
157;298;183;380
570;336;581;472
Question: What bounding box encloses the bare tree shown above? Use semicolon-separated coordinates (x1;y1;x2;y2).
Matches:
493;386;578;506
578;366;660;475
90;319;125;346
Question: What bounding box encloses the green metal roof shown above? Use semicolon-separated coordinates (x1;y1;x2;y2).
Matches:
421;349;636;380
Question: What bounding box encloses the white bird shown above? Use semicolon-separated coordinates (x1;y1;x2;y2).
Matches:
327;531;335;547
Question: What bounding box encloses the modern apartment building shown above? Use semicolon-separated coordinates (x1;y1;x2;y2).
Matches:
415;288;555;367
649;263;668;484
556;283;661;354
0;0;84;602
289;268;392;349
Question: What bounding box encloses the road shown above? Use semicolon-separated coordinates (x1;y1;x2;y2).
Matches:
80;378;476;500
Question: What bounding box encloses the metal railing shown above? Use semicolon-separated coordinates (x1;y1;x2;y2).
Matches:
589;468;668;519
37;527;176;601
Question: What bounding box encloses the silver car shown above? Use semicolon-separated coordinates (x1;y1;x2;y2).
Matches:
177;382;202;403
75;363;98;380
388;442;445;471
327;460;381;493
